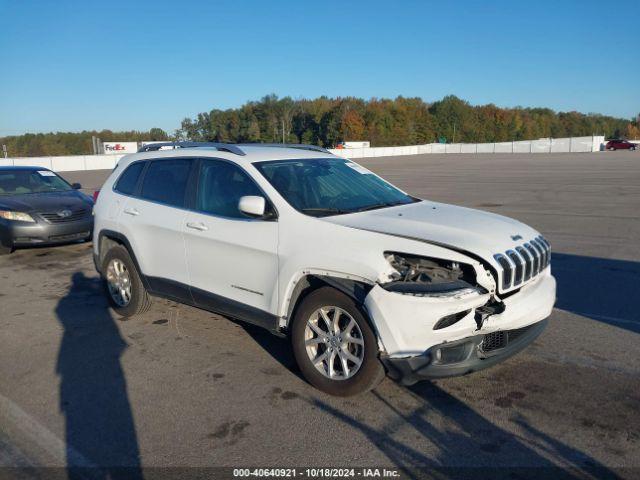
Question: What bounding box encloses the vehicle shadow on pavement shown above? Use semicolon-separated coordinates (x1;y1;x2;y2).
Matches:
240;323;302;377
55;272;143;479
308;383;618;479
552;252;640;334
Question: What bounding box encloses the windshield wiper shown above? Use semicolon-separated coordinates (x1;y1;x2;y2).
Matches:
351;203;390;212
349;200;415;214
300;207;347;217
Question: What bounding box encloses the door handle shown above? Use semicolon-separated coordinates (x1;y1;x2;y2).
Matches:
123;208;140;216
186;222;208;232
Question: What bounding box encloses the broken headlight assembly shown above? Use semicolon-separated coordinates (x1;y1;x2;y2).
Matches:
381;252;483;297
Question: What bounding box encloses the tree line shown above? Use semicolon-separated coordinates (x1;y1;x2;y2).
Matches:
0;128;169;158
2;95;639;157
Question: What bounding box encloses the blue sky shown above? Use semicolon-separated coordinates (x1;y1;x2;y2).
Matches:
1;0;638;136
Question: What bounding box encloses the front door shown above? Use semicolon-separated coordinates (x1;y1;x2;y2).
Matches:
183;159;279;328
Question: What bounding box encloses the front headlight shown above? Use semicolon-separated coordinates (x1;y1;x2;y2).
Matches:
0;211;36;222
382;252;482;297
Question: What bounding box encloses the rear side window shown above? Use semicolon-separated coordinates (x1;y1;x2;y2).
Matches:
196;160;262;218
114;162;144;195
140;159;192;208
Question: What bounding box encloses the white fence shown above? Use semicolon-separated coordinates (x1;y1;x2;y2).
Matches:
0;136;605;172
329;135;605;158
0;154;125;172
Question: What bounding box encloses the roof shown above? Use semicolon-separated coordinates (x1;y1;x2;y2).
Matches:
137;141;330;156
0;166;51;172
118;143;338;167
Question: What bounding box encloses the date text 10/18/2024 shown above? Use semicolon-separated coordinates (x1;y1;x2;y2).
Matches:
233;468;401;478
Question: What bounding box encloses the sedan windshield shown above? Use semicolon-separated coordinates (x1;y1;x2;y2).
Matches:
254;158;418;217
0;170;72;195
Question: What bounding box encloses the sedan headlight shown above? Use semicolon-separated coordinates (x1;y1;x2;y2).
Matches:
382;252;482;297
0;210;36;222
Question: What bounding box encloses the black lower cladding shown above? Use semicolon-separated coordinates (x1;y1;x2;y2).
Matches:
146;276;282;334
382;319;548;385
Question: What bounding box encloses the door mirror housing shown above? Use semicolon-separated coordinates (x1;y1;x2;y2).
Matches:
239;195;266;218
71;183;82;190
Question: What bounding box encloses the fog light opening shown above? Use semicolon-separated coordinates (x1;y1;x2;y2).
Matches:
432;342;473;365
433;309;471;330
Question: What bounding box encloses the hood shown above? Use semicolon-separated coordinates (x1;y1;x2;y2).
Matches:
322;200;541;265
0;190;93;213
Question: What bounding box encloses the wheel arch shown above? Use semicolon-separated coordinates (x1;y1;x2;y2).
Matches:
282;272;375;331
96;229;150;290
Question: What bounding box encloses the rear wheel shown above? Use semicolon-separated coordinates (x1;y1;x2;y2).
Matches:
102;245;152;317
291;287;385;396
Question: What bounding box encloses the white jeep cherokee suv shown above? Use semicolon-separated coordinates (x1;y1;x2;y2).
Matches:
93;142;556;396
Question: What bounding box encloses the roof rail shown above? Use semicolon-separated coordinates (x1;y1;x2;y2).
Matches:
237;143;331;154
137;141;246;156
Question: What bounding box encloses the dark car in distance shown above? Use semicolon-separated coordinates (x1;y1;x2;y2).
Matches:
605;139;637;151
0;166;94;254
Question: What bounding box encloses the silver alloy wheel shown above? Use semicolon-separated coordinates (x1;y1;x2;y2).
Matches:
304;306;365;380
106;258;132;307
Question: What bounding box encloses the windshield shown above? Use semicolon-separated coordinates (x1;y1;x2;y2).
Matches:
0;170;72;195
254;158;418;217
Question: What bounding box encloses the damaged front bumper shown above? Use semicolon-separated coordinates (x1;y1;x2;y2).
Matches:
382;319;548;385
364;268;556;383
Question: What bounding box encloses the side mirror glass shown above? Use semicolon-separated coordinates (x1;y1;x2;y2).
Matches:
72;183;82;190
238;195;266;218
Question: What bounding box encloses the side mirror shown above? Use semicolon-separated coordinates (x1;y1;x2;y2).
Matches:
72;183;82;190
238;195;266;218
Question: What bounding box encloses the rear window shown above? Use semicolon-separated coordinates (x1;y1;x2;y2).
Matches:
140;159;192;208
114;162;144;195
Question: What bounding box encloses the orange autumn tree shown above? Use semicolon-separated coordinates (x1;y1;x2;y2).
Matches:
341;110;366;141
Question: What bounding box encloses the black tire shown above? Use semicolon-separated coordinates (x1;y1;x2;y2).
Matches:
291;287;385;396
101;244;152;317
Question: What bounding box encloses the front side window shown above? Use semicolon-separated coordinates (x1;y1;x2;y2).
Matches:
196;160;263;218
254;158;417;217
0;170;72;195
114;162;144;195
140;159;192;208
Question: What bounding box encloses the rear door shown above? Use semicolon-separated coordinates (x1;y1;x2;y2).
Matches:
183;158;279;328
118;158;194;301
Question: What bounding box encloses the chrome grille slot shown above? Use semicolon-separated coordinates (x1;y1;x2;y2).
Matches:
524;243;539;274
506;250;524;286
493;236;551;292
538;236;551;268
516;246;532;281
493;254;512;290
531;238;546;269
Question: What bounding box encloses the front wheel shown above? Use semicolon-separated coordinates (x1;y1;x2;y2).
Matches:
102;245;152;317
291;287;385;396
